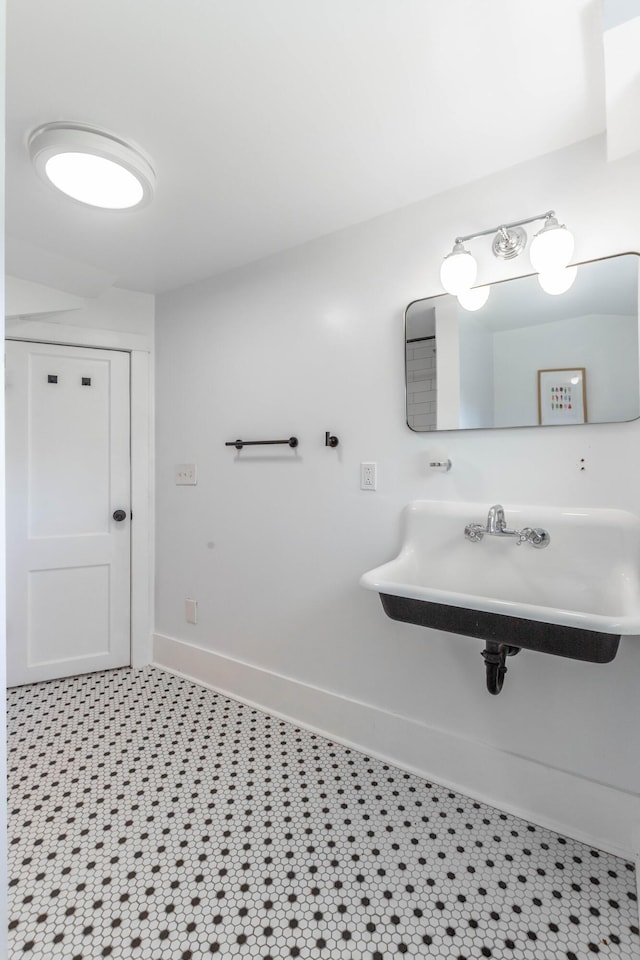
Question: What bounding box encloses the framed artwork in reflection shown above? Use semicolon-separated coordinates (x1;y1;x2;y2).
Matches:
537;367;587;425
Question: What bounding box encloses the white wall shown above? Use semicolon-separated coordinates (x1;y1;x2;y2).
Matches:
154;135;640;857
434;297;460;428
459;313;494;428
6;281;154;340
493;312;639;426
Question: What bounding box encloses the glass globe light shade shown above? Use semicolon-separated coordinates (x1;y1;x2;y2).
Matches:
440;244;477;295
457;285;490;311
45;153;145;209
538;265;578;295
529;219;574;273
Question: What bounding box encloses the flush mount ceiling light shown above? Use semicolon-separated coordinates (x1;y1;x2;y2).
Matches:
28;122;156;209
440;211;575;302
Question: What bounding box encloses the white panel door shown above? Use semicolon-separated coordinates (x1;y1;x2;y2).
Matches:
6;341;131;686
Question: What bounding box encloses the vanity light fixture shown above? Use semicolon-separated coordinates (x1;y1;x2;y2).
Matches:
457;284;490;311
537;265;578;295
439;241;477;295
529;215;574;273
440;211;575;305
28;122;156;209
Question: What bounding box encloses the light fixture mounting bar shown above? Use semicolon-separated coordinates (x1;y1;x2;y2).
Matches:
454;211;555;246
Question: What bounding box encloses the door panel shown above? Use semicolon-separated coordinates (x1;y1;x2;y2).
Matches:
28;564;111;664
27;352;113;538
6;341;131;686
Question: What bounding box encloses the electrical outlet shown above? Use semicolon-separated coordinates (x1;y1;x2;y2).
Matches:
360;462;377;490
175;463;197;485
185;598;198;624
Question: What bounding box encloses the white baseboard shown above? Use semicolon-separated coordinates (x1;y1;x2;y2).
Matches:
153;632;640;862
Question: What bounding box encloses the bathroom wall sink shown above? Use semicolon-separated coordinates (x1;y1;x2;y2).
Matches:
360;500;640;664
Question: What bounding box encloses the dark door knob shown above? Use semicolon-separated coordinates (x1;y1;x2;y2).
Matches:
113;509;127;522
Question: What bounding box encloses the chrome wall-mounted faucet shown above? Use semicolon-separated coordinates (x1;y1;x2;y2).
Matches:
486;504;506;534
465;504;550;548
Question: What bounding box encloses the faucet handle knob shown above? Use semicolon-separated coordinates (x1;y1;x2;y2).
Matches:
464;523;485;543
529;527;551;548
517;527;551;548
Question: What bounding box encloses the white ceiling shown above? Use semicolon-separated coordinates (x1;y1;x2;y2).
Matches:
5;0;606;296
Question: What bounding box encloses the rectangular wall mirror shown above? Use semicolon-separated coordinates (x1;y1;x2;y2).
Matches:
405;252;640;431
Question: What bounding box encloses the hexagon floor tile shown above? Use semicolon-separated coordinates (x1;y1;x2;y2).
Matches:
7;666;639;959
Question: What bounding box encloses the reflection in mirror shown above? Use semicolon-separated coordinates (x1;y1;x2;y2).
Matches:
405;253;640;431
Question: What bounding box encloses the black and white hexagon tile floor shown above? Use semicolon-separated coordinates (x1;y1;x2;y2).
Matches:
7;667;639;959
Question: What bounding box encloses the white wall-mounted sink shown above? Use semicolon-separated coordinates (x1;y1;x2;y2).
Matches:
360;500;640;669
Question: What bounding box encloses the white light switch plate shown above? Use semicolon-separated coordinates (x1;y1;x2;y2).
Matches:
185;598;198;624
175;463;197;485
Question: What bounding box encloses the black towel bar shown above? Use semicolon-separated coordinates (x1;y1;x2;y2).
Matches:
225;437;298;450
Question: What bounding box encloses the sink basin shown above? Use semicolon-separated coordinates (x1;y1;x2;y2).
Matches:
360;500;640;663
